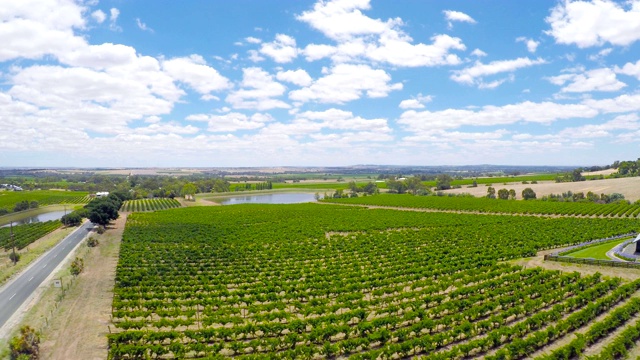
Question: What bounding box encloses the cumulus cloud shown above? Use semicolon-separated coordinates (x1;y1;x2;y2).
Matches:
245;36;262;44
546;0;640;47
259;34;298;63
225;67;289;110
162;55;231;96
516;37;540;53
109;8;121;31
443;10;476;28
451;57;546;87
91;10;106;24
471;49;487;57
276;69;313;87
399;94;433;109
289;64;402;104
297;0;466;67
187;112;273;132
616;60;640;79
547;67;626;92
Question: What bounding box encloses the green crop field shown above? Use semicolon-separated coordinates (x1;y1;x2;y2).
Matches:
323;194;640;218
564;238;629;261
0;220;61;251
108;203;640;359
120;198;182;212
0;190;89;213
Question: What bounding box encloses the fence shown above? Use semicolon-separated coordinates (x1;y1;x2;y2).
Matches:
544;254;640;269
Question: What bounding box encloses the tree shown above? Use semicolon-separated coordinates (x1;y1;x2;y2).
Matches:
9;325;39;360
435;174;453;190
497;189;509;200
486;187;496;199
362;182;378;195
522;188;537;200
85;195;122;227
181;183;198;200
571;168;585;182
405;177;426;195
386;180;407;194
61;213;82;227
509;189;516;200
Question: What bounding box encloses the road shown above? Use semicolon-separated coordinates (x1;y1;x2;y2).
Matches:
0;221;94;330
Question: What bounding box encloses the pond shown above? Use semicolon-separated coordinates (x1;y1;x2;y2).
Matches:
1;210;67;228
217;193;317;205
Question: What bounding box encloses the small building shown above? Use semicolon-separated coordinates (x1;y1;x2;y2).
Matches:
634;234;640;253
96;191;110;198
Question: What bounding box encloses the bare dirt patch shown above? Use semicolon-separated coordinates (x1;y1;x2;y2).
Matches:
444;177;640;202
38;214;126;360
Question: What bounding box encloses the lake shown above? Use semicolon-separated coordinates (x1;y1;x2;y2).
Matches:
1;210;67;227
217;193;317;205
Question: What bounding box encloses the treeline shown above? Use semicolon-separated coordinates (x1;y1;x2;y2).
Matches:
61;192;127;227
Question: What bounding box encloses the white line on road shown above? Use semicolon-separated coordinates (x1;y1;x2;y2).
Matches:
9;293;16;300
42;263;48;268
28;276;34;282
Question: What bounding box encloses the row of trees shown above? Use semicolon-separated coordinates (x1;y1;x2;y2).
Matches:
487;187;537;200
61;192;126;227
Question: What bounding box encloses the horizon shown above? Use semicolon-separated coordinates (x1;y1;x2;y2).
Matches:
2;0;640;167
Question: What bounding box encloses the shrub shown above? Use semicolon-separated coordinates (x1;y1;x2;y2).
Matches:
96;226;106;234
87;237;99;247
70;257;84;276
9;325;39;360
9;252;20;263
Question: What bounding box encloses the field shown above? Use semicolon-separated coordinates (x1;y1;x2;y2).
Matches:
107;203;640;359
323;193;640;218
0;220;62;250
120;198;182;212
0;190;89;213
444;176;640;202
564;238;629;261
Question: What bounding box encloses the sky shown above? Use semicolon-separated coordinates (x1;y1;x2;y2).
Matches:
1;0;640;168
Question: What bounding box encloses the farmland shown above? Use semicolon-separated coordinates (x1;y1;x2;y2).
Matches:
0;190;89;213
120;198;182;212
323;194;640;218
0;220;61;251
108;203;640;359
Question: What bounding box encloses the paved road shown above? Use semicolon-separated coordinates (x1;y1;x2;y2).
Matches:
0;221;94;329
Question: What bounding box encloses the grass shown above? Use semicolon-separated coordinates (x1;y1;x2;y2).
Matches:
565;238;629;260
0;224;79;285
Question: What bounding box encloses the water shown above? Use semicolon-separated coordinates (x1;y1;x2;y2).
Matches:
217;193;317;205
1;210;66;227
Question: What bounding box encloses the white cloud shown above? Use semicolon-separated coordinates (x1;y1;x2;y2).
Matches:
588;48;612;61
91;10;106;24
289;64;402;104
136;18;153;33
399;94;433;109
276;69;313;87
471;49;487;57
516;37;540;53
546;0;640;48
162;55;231;95
443;10;476;29
247;49;265;62
245;36;262;44
451;57;546;87
616;60;640;79
297;0;465;67
547;67;626;92
259;34;298;63
109;8;121;31
225;67;289;110
187;112;273;132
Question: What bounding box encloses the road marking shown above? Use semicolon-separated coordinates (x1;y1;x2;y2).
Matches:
42;263;48;268
28;276;34;282
53;253;57;258
10;293;16;300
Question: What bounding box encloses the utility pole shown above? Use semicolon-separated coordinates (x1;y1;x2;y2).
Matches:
10;221;17;265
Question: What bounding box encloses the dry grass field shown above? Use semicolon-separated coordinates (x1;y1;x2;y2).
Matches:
444;176;640;201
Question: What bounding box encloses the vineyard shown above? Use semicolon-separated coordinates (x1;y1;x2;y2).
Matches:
0;190;89;213
120;198;181;212
108;203;640;359
0;220;61;251
323;194;640;218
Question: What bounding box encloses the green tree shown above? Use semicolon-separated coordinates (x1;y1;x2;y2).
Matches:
405;177;426;195
362;182;378;195
486;187;496;199
435;174;453;190
522;187;537;200
497;188;509;200
181;183;198;200
509;189;516;200
61;213;82;227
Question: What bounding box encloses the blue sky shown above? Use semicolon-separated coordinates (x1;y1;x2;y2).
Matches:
1;0;640;167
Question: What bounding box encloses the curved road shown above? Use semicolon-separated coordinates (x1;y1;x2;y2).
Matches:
0;221;94;330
